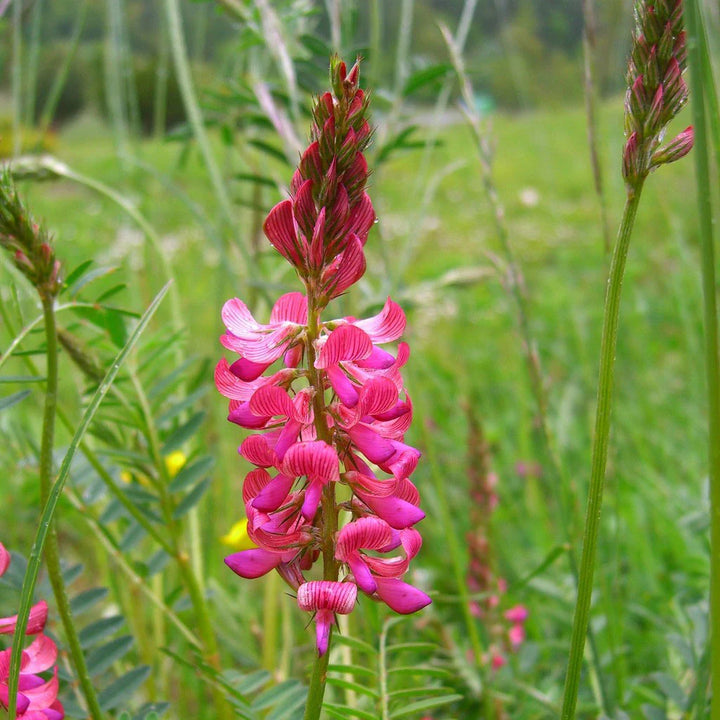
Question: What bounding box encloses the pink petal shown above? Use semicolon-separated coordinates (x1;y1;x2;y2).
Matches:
0;684;30;715
354;298;406;343
291;388;314;424
0;601;48;635
252;474;295;512
336;517;394;558
327;365;360;408
309;207;327;268
504;605;529;624
242;468;273;505
297;580;357;613
21;635;58;675
347;556;376;594
221;325;297;364
225;549;284;579
345;470;396;498
314;608;333;656
228;401;271;429
281;441;340;484
292;179;317;238
315;325;372;369
0;542;10;577
357;377;399;417
357;492;425;529
221;298;258;336
508;623;526;649
239;435;277;468
348;424;395;464
326;235;366;298
301;479;324;521
374;577;431;614
273;419;304;461
346;192;375;242
229;357;272;382
22;667;59;710
264;200;302;266
249;385;294;419
355;345;395;370
270;292;308;325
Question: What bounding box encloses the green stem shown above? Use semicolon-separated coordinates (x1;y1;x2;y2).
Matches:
38;296;105;720
684;4;720;719
561;183;644;719
302;290;338;720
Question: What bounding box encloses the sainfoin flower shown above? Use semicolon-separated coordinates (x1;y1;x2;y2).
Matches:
0;542;64;719
218;57;430;656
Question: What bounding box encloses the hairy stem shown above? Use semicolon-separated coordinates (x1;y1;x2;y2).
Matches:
561;183;644;719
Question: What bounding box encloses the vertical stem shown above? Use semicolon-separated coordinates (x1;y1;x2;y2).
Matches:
38;296;106;720
561;184;644;720
12;0;22;157
302;290;338;720
684;4;720;719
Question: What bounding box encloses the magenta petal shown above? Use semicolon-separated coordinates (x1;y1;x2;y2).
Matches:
0;685;30;715
0;601;48;635
346;192;375;242
355;345;395;370
21;668;59;709
354;298;406;343
252;474;295;512
374;577;431;614
314;608;333;656
348;424;395;464
239;435;277;468
348;556;376;594
221;298;258;336
225;549;283;579
282;441;339;483
326;235;366;298
327;365;359;408
249;385;294;419
358;377;399;416
228;401;271;429
301;479;324;521
358;493;425;529
230;357;271;382
274;419;303;461
0;542;10;577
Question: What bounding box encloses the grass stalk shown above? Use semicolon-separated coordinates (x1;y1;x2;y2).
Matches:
24;0;42;129
684;3;720;719
36;295;105;720
12;0;22;158
560;183;644;720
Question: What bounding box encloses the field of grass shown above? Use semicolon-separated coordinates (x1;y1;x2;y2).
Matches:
0;89;711;719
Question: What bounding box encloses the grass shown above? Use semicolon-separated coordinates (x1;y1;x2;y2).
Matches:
1;92;709;718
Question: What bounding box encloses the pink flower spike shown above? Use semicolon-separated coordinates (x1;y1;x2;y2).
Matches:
297;581;357;656
353;298;406;343
0;600;48;635
374;577;431;614
504;604;529;624
0;543;9;576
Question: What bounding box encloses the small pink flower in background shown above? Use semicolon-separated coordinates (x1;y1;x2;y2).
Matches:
0;542;64;719
218;58;429;656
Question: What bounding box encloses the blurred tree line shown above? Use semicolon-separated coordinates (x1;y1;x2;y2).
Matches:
0;0;635;135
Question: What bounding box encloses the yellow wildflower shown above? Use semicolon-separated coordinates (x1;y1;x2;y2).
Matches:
221;518;257;551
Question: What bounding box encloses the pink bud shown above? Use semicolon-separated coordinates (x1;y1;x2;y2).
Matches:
651;125;693;166
504;604;529;624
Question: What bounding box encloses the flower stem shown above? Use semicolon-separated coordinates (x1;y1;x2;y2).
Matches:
684;3;720;718
39;295;105;720
560;182;644;720
302;290;339;720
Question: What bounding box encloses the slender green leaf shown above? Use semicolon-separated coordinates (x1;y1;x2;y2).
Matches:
70;587;109;615
169;456;214;493
85;635;134;677
247;138;289;164
326;676;379;699
172;478;210;519
69;266;118;298
333;635;377;655
162;411;206;453
0;390;31;410
402;64;452;96
98;666;151;710
327;664;377;678
62;260;93;292
79;615;126;648
323;703;378;720
0;375;45;383
388;694;463;717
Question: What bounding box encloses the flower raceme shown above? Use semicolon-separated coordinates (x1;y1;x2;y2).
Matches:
217;58;430;655
0;542;64;720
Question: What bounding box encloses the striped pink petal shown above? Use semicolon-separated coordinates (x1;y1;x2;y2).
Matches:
242;468;273;505
20;635;57;675
228;401;271;429
249;385;294;419
356;492;425;529
297;580;357;613
357;377;399;417
315;325;372;369
221;298;258;336
0;600;48;635
239;435;277;468
354;298;406;343
301;479;324;521
281;441;339;484
264;200;303;266
292;179;317;238
336;517;393;558
270;292;308;325
346;192;375;242
323;234;366;298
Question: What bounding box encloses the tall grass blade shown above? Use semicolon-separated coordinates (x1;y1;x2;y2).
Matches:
6;283;170;717
684;3;720;719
